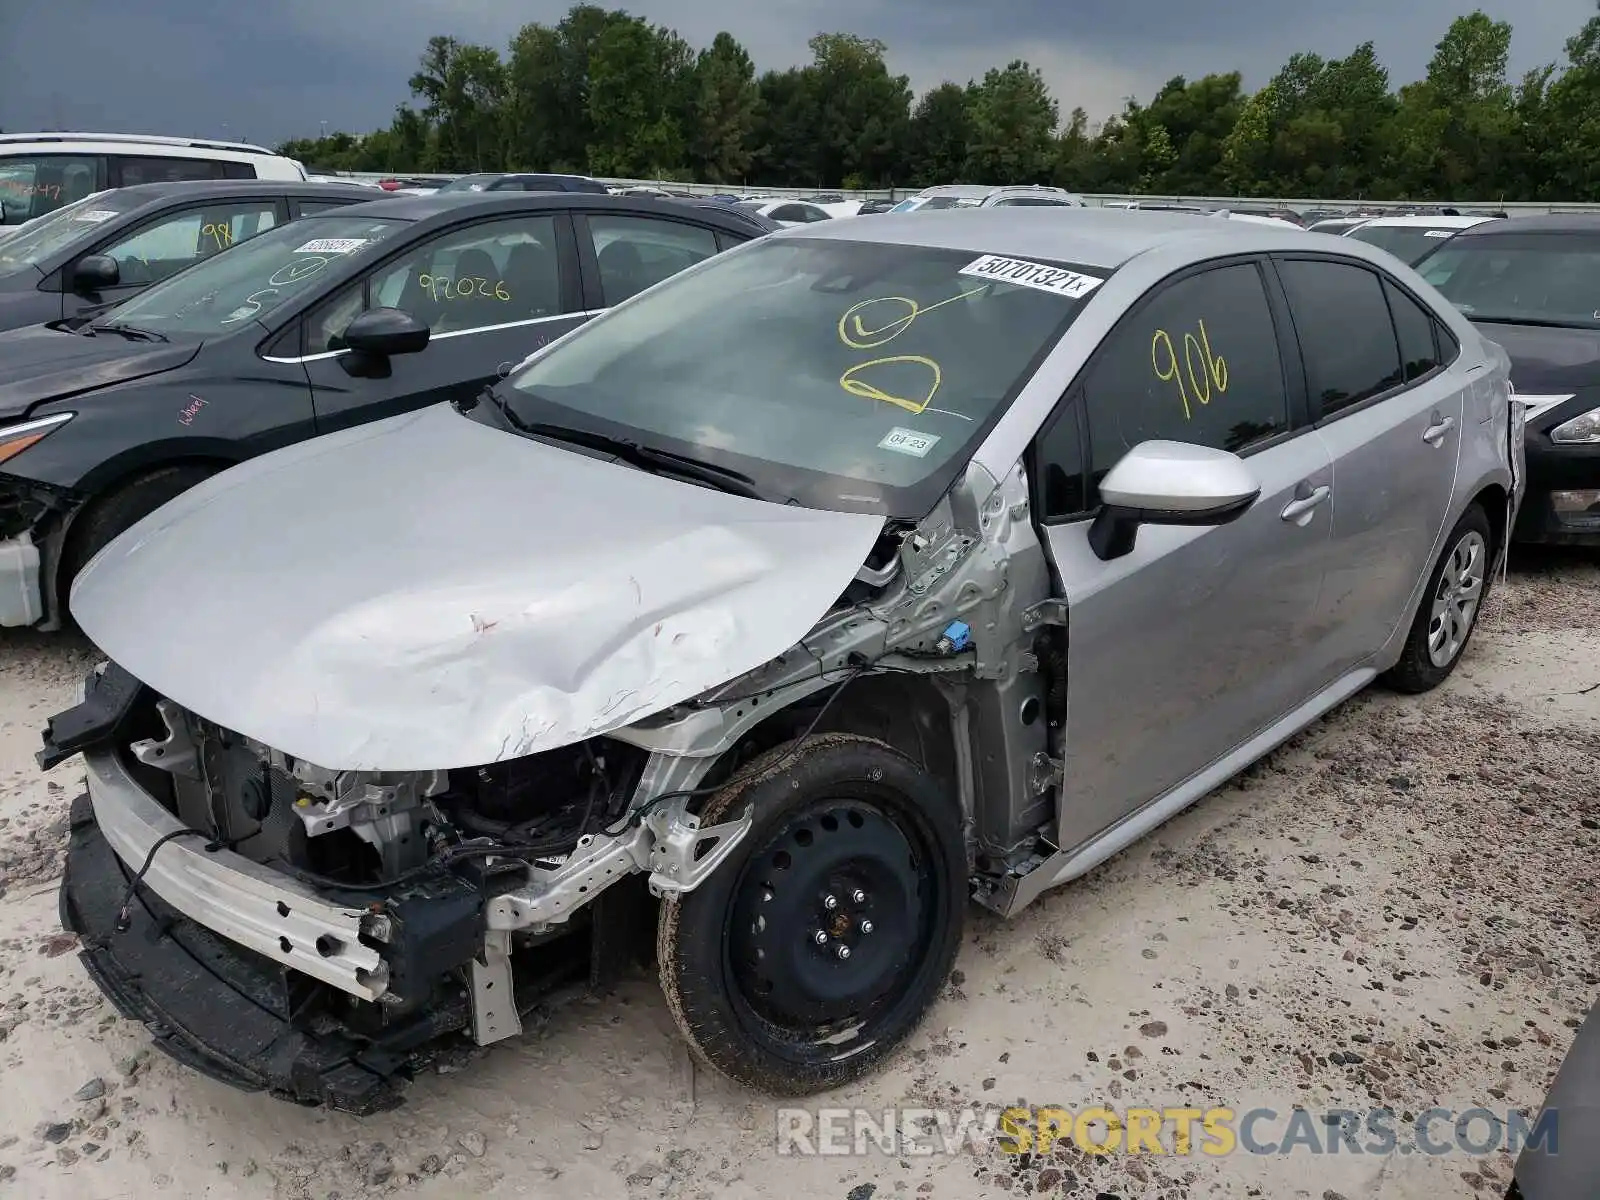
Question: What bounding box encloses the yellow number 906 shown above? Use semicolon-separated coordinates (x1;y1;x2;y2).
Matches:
1151;320;1228;421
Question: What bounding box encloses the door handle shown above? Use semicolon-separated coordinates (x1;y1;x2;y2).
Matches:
1280;484;1331;523
1422;415;1456;445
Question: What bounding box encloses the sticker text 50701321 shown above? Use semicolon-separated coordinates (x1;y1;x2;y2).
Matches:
1151;319;1228;420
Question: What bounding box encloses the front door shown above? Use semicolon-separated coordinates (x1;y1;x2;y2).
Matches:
296;211;586;434
1034;259;1335;852
1272;256;1465;674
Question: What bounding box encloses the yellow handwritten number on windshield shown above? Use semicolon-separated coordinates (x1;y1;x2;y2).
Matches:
1151;320;1227;420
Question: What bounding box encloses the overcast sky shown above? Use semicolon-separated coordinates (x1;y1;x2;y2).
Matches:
1;1;1593;149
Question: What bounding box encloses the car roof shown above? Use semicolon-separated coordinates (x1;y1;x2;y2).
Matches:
1450;213;1600;236
96;179;378;206
918;184;999;199
775;206;1319;270
320;190;771;236
1355;214;1494;229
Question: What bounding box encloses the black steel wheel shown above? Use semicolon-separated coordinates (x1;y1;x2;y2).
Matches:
657;734;966;1094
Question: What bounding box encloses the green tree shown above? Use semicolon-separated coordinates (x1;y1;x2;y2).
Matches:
965;60;1058;183
907;82;971;186
687;33;759;182
408;36;507;172
585;17;690;176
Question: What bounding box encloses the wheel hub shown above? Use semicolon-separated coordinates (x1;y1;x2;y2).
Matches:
730;804;923;1028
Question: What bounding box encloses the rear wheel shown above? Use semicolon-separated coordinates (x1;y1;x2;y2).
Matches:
657;734;966;1095
57;465;216;624
1382;503;1493;694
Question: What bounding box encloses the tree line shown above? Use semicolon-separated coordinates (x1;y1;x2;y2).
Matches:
275;4;1600;201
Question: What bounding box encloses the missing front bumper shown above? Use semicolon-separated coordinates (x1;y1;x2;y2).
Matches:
60;794;450;1113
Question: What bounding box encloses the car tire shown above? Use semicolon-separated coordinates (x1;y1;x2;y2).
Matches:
656;733;966;1095
1381;503;1494;694
58;465;217;623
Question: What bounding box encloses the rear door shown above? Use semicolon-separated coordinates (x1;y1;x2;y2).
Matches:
1272;255;1465;676
294;210;585;434
1035;257;1335;851
63;197;284;317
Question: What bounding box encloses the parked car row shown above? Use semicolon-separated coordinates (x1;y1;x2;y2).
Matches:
6;188;1543;1116
0;143;1588;1118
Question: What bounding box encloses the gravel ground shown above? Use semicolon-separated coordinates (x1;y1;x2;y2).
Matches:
0;552;1595;1200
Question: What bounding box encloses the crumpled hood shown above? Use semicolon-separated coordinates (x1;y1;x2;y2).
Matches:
70;403;885;771
0;321;200;421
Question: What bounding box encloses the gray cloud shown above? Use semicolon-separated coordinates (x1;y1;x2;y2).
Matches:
1;0;1592;148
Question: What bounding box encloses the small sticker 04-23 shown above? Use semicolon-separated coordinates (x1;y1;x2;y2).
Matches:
878;427;941;457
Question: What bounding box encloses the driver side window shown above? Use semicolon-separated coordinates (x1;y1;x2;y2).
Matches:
305;214;563;353
1079;262;1290;502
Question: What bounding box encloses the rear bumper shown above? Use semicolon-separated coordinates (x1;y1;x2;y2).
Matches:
61;794;436;1113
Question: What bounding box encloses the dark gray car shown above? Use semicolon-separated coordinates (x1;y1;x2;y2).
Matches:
0;179;376;332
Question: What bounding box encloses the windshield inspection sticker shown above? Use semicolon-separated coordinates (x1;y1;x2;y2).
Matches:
72;209;118;224
879;427;941;457
293;238;369;255
959;254;1104;298
1424;230;1454;237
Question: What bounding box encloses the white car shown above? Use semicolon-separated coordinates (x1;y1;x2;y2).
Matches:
889;184;1086;213
1341;214;1499;265
734;198;837;227
0;133;306;228
1211;211;1305;230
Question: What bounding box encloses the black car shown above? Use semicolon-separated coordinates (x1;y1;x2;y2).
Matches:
1416;215;1600;545
436;172;609;195
0;179;375;334
0;191;767;629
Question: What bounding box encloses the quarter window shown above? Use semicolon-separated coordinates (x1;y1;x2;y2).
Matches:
1384;279;1443;382
589;214;718;306
98;203;278;286
1277;259;1403;418
1081;262;1289;497
1034;402;1088;519
307;215;563;353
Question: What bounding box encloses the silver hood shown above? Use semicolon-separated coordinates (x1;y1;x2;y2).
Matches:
70;404;885;771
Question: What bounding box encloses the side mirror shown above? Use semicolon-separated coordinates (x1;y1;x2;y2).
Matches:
72;254;120;292
342;307;430;357
1088;440;1261;561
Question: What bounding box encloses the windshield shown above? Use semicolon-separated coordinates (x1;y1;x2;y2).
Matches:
104;213;406;337
0;190;141;275
1417;233;1600;327
504;237;1100;516
918;196;983;211
888;199;924;213
1347;224;1460;265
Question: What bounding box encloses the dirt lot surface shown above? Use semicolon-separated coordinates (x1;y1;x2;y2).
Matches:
0;554;1595;1200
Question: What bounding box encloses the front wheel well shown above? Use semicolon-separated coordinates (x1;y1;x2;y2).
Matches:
49;456;235;624
688;671;964;816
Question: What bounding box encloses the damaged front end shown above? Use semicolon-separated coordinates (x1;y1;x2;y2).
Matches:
45;664;753;1113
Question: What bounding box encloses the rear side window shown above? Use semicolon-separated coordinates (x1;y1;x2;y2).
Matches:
0;155;101;222
114;156;226;186
1277;259;1402;418
1081;261;1289;496
589;214;717;306
1384;280;1443;382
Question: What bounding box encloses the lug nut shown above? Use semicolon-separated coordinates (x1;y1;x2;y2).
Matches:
859;919;874;934
836;944;851;960
823;894;838;910
851;889;866;904
813;929;828;945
